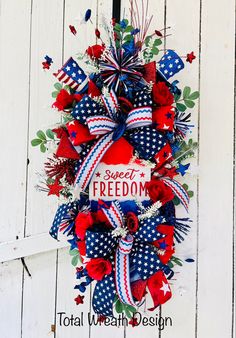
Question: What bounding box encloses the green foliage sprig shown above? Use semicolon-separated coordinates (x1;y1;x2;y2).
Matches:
175;86;199;112
113;295;136;318
31;129;56;153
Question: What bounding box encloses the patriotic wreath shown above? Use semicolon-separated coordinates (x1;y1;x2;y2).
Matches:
33;2;199;321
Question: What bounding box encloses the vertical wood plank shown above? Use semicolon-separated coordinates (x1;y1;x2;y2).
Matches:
21;1;65;337
0;1;32;337
0;261;23;338
0;0;31;241
160;1;200;337
198;0;235;337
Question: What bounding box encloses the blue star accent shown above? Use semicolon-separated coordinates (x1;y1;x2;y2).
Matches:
68;236;78;250
177;163;190;176
166;112;172;119
70;131;77;138
159;241;167;249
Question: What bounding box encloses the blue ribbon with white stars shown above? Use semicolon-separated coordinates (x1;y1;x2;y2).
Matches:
85;201;166;316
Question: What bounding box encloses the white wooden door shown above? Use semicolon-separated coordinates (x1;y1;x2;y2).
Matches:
0;1;235;337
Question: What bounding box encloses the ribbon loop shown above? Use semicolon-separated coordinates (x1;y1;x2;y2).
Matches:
119;234;134;254
75;90;152;191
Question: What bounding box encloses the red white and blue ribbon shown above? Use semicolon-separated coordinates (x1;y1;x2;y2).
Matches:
161;177;190;212
101;201;137;306
75;90;152;191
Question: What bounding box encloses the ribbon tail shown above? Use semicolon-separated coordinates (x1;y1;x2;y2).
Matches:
147;270;172;311
92;272;116;316
101;201;124;229
74;133;114;191
161;178;190;212
115;248;136;306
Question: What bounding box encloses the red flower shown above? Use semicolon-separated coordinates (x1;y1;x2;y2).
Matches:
126;212;139;233
53;89;74;111
186;51;196;63
146;179;174;205
157;166;177;179
86;44;105;59
74;295;84;305
75;212;93;240
86;258;112;281
152;82;174;106
129;317;139;327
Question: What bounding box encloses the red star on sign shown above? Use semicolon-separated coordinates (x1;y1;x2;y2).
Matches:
47;180;64;197
140;172;145;178
74;295;84;305
95;172;101;177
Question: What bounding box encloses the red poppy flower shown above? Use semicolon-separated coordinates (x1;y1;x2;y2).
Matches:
145;178;174;205
186;51;196;63
53;89;74;111
86;44;105;59
86;258;112;281
75;212;93;240
152;82;174;106
126;212;139;233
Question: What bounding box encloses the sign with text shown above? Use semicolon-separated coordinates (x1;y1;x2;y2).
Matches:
89;164;151;201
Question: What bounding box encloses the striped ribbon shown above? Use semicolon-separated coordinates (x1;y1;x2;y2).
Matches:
75;90;152;191
161;177;190;212
101;201;138;306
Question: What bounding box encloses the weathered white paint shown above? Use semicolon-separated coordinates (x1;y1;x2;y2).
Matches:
0;0;235;338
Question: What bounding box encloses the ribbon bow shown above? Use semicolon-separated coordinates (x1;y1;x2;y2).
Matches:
74;90;152;190
85;201;167;316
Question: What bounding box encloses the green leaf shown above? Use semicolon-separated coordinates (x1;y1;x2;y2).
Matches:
123;34;133;42
114;24;121;31
168;261;174;268
40;142;46;153
124;308;133;319
52;91;58;98
184;100;195;108
126;305;136;313
183;86;191;99
46;129;55;140
153;39;162;47
54;83;62;91
64;85;71;92
71;255;79;267
151;46;159;55
69;249;79;256
37;130;46;140
188;91;199;100
174;94;181;102
176;103;187;112
31;138;42;146
144;36;151;46
183;183;189;190
173;197;180;206
115;299;124;314
125;25;134;33
188;191;194;198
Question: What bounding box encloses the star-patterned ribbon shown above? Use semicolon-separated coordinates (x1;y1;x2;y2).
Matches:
86;200;166;315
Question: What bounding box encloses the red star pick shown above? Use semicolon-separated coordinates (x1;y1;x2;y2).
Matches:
47;180;64;197
129;317;139;327
74;295;84;305
186;51;196;63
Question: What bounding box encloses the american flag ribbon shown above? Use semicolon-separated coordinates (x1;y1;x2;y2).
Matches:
54;57;88;92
